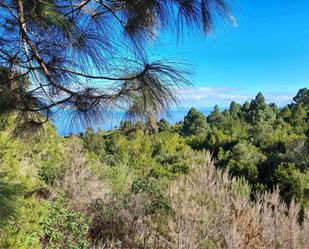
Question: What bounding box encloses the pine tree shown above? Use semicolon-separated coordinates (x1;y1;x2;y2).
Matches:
279;106;292;122
0;0;233;133
207;105;223;126
181;108;208;136
229;101;242;119
293;88;309;106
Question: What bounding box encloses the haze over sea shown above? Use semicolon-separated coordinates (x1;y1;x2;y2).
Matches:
55;107;212;135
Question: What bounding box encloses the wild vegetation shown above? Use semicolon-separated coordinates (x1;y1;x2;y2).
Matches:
181;88;309;210
1;1;308;248
0;88;309;248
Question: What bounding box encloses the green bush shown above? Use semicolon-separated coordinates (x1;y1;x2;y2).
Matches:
41;193;90;249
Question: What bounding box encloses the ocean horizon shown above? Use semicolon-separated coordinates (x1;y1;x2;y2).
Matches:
55;107;217;136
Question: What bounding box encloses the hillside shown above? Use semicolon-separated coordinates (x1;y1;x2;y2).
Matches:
0;89;309;248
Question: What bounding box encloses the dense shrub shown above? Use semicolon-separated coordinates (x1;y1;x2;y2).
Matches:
181;90;309;209
41;193;90;249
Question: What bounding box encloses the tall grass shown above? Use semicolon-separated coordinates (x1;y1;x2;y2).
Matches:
91;152;309;248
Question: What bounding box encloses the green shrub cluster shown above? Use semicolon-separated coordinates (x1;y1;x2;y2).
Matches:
0;116;196;248
180;88;309;207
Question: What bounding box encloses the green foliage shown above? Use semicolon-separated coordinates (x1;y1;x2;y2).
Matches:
131;176;171;215
179;90;309;208
231;177;252;199
181;107;208;136
283;138;309;171
293;88;309;106
226;142;266;183
275;163;304;204
158;118;172;132
85;129;192;182
207;105;223;126
41;193;90;249
0;122;77;248
0;175;21;227
280;106;292;122
0;195;48;249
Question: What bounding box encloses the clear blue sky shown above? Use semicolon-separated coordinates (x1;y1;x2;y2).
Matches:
151;0;309;108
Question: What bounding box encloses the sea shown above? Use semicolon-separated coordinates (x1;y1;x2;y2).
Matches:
55;107;216;136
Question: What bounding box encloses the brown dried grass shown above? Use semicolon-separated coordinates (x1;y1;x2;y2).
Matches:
165;152;309;249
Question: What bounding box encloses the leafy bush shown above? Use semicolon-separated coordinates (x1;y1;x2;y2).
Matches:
131;176;171;215
41;193;90;249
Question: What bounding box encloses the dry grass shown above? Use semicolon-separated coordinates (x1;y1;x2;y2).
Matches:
165;152;309;249
54;147;309;249
88;194;156;249
92;152;309;249
57;138;110;211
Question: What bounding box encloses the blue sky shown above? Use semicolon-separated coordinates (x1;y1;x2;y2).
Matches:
57;1;309;134
150;0;309;108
